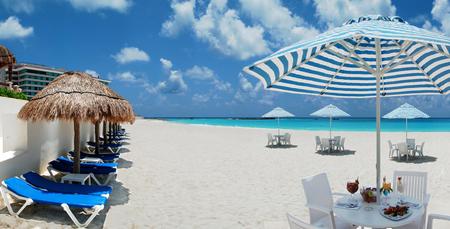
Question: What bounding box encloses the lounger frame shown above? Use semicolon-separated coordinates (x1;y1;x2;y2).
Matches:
47;165;116;186
0;182;104;228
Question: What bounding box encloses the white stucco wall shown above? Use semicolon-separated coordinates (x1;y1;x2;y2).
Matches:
0;97;94;180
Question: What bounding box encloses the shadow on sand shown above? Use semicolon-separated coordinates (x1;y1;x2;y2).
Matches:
391;155;437;164
315;149;356;156
0;179;130;228
117;158;133;169
266;144;298;149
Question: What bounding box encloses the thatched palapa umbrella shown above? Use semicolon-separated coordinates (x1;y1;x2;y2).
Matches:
18;72;135;173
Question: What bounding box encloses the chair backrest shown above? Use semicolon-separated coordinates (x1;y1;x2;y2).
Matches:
419;142;425;150
315;136;321;145
287;213;319;229
334;136;341;142
268;133;273;140
427;213;450;229
321;139;330;147
398;143;408;154
340;137;345;146
302;173;334;225
407;138;415;147
393;170;427;203
388;140;393;149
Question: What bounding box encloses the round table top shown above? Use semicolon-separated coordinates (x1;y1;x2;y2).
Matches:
334;195;424;228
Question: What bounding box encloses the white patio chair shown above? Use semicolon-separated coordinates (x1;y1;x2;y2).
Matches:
267;133;276;146
427;213;450;229
301;173;353;229
414;142;425;157
287;213;320;229
321;138;330;152
284;133;291;145
392;171;429;229
339;138;345;151
397;143;413;161
333;136;341;151
315;136;323;151
388;140;399;158
407;138;416;150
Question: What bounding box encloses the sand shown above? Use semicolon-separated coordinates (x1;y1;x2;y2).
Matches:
1;119;450;228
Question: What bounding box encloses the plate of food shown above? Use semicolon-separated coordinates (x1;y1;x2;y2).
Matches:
379;205;412;221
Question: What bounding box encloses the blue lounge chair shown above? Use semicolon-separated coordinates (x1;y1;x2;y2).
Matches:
86;141;123;154
68;151;119;163
0;177;106;228
21;172;112;198
57;156;118;168
48;158;117;185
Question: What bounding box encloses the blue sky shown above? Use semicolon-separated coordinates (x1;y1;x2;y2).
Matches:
1;0;450;117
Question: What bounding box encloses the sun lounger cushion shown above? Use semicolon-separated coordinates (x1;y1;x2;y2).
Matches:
69;151;119;160
22;172;112;196
49;160;116;174
57;156;118;168
3;177;107;208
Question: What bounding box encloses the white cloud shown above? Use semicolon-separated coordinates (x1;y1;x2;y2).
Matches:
160;58;173;71
258;93;275;106
313;0;396;28
185;65;215;80
85;69;100;78
113;47;150;64
431;0;450;35
68;0;132;13
239;0;319;45
233;74;263;103
162;0;270;60
185;65;232;92
154;70;188;94
0;16;33;39
109;71;140;83
0;0;34;14
161;0;195;36
192;93;210;103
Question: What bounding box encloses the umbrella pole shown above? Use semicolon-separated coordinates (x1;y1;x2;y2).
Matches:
375;38;381;204
405;118;408;142
277;117;280;136
329;115;332;139
73;120;81;174
95;121;100;155
109;122;112;144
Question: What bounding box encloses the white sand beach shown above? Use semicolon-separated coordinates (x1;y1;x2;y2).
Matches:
1;119;450;228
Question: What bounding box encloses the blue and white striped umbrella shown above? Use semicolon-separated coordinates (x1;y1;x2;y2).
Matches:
383;103;430;140
311;104;350;138
243;15;450;202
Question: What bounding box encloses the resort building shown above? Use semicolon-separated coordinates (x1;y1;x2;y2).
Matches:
0;63;110;99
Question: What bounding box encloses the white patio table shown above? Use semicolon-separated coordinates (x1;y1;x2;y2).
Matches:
334;194;424;229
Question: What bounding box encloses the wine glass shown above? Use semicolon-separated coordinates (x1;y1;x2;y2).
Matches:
346;181;359;204
397;177;405;204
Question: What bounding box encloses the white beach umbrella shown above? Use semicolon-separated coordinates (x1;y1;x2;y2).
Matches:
262;107;295;135
383;103;430;141
310;104;350;138
244;15;450;203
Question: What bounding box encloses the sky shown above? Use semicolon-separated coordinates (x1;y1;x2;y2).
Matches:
1;0;450;117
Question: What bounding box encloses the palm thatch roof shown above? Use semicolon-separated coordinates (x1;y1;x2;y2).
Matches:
18;72;135;123
0;45;16;68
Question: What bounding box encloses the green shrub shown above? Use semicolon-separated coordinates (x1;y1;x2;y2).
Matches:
0;87;28;100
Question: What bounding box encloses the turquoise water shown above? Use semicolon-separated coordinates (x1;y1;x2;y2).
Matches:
164;118;450;132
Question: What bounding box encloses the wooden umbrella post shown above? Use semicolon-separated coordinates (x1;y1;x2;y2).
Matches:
103;120;107;151
95;121;100;154
73;120;81;173
109;122;112;144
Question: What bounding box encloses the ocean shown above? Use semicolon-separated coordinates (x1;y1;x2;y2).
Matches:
163;118;450;132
